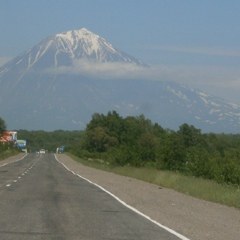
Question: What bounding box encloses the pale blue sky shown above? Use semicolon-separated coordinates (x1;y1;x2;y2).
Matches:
1;0;240;103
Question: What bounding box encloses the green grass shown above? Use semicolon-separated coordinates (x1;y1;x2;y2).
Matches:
0;149;19;161
68;153;240;209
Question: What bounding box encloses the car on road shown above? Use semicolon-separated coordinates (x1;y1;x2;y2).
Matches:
39;149;45;154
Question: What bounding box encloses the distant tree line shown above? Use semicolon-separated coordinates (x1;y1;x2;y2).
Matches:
2;113;240;186
72;111;240;186
17;130;84;153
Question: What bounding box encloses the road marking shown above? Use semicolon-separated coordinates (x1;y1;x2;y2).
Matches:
13;180;17;183
55;154;191;240
0;154;28;168
6;184;11;187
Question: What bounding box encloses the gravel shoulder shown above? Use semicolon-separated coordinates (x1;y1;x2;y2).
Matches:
3;153;240;240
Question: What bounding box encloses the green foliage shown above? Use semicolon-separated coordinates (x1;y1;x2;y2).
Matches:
111;144;141;166
17;129;84;153
81;111;166;167
84;126;119;152
4;111;240;187
0;147;19;160
177;123;202;148
0;117;7;136
157;132;185;171
0;117;18;159
184;146;215;178
71;111;240;187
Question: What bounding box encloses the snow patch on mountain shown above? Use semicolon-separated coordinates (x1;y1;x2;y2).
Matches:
166;85;189;101
0;28;240;132
56;28;117;57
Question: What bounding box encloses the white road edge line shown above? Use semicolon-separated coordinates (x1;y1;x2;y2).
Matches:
0;153;28;168
55;154;191;240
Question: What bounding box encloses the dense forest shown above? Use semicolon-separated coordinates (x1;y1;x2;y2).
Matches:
17;129;84;153
72;111;240;186
1;113;240;186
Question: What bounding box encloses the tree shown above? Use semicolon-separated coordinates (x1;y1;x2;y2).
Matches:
158;132;185;171
0;117;6;136
138;132;158;162
184;146;211;177
85;126;118;152
177;123;202;148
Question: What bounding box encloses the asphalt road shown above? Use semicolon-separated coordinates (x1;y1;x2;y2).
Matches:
0;153;186;240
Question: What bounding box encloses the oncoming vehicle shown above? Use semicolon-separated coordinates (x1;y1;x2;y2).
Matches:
39;149;45;154
34;149;39;154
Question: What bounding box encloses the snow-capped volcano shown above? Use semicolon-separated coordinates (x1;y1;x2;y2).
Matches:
0;28;146;76
55;28;117;60
55;28;144;64
0;28;240;133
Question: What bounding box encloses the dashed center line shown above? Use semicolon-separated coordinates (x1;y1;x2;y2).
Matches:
7;173;26;187
4;158;40;189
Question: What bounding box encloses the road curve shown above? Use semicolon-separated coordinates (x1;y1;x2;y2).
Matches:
0;153;187;240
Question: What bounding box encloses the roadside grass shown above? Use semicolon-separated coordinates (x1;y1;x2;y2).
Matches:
0;149;19;161
68;153;240;209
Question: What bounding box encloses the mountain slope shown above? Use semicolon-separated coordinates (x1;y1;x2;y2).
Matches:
0;28;146;76
0;28;239;133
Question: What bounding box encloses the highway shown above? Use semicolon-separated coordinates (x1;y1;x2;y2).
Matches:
0;153;186;240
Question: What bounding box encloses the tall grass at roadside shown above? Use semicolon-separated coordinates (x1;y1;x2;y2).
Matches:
0;149;19;161
68;153;240;209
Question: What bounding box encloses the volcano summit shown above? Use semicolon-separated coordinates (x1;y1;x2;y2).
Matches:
0;28;239;133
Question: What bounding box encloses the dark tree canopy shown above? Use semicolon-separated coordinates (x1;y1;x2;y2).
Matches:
5;111;240;186
75;111;240;186
0;117;6;136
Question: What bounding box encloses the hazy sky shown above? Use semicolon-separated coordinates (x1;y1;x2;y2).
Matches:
1;0;240;104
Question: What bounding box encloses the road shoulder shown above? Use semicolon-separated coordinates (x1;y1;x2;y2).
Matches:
56;153;240;240
0;153;27;166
